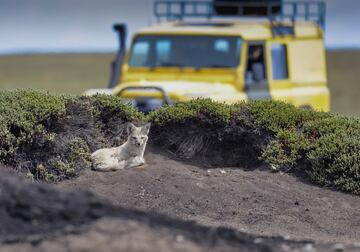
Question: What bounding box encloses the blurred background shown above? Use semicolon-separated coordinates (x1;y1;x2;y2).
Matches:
0;0;359;116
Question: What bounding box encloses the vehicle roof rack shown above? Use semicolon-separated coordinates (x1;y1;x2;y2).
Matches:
154;0;326;31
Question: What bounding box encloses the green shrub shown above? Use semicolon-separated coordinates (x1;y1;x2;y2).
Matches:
1;91;359;194
0;90;67;159
149;99;360;194
91;94;144;124
304;117;360;193
0;90;142;182
150;98;233;125
148;99;236;160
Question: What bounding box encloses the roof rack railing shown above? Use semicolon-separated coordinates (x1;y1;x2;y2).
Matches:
154;0;326;30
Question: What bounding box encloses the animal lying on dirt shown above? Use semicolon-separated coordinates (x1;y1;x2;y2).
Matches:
91;123;151;171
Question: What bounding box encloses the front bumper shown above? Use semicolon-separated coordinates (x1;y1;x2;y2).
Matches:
117;86;173;113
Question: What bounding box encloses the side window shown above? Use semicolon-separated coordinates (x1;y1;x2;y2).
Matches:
271;44;288;80
129;41;150;66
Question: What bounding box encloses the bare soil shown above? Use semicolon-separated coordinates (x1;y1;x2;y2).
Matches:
2;167;356;252
2;216;356;252
1;152;360;251
57;150;360;246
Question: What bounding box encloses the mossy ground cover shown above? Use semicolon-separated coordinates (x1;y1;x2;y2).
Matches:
0;90;142;181
0;90;359;194
149;99;360;194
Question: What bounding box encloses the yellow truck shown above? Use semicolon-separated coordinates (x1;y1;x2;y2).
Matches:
85;0;329;113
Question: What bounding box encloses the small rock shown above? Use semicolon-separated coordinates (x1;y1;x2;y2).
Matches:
354;242;360;248
282;234;291;240
26;172;34;181
270;164;278;171
281;244;291;251
175;235;185;243
332;243;345;251
294;201;300;206
303;243;315;252
253;238;263;244
220;169;226;174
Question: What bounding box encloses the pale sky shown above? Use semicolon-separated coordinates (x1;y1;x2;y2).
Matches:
0;0;359;54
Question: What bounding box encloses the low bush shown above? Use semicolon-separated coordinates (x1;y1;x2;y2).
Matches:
0;90;142;181
1;90;359;194
148;99;360;194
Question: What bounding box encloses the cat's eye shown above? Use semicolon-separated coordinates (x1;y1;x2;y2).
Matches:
132;137;137;140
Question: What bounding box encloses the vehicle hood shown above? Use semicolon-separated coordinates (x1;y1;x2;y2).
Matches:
112;80;246;102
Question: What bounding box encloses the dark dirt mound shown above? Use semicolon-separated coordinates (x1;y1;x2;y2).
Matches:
0;168;357;252
149;108;269;168
1;217;354;252
0;168;114;243
58;150;360;246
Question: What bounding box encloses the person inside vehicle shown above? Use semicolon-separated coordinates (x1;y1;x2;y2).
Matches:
246;45;265;84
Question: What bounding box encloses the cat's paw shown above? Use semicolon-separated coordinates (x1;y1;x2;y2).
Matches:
136;159;146;168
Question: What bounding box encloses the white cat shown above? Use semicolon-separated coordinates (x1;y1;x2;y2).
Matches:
91;123;151;171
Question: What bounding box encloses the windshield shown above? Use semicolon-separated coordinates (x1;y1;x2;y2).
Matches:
128;35;242;69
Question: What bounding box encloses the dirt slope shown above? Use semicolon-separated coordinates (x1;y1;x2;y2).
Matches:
58;150;360;245
2;216;356;252
2;168;354;252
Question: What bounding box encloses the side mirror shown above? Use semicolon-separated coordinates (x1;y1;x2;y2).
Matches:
108;23;127;88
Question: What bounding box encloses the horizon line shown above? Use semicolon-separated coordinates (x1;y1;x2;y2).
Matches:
1;45;360;56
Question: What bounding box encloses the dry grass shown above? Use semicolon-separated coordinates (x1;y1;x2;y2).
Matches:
0;51;359;116
326;50;360;117
0;53;113;94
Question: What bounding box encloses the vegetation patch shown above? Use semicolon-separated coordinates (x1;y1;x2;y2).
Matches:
148;99;360;194
0;90;359;194
0;90;142;182
149;99;266;167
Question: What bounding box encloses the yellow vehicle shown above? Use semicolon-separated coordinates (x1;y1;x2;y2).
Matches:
86;0;329;113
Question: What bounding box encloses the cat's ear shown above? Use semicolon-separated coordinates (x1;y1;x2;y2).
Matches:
142;123;151;134
127;122;136;135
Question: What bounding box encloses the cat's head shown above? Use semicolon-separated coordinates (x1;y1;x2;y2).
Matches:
127;122;151;147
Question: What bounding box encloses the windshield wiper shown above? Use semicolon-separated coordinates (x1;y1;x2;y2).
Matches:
157;62;185;67
199;64;229;68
